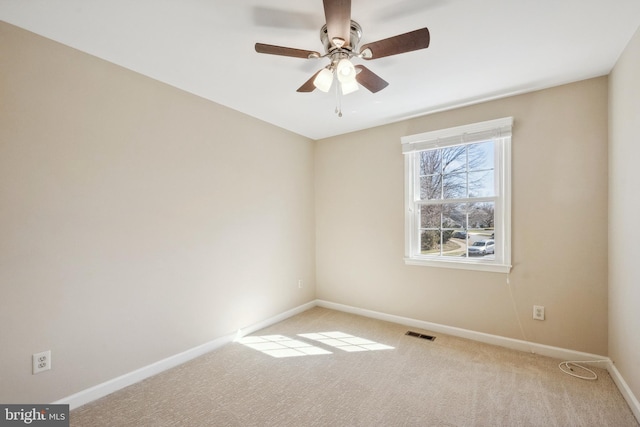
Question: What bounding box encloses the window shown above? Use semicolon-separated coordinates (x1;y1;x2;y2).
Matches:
402;117;512;273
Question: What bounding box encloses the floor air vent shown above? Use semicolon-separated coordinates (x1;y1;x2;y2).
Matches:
405;331;436;341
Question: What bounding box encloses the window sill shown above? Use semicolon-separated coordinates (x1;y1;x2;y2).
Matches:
404;257;512;273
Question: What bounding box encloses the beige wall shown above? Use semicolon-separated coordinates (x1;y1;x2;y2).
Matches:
609;26;640;403
1;17;626;406
316;77;609;355
0;22;315;403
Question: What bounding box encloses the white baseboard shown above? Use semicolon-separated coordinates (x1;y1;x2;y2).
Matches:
315;300;607;362
316;299;640;423
607;361;640;422
54;334;236;410
54;300;317;410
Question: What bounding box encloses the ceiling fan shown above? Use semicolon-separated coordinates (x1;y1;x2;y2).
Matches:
255;0;430;104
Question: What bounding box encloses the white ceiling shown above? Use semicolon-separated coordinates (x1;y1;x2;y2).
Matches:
2;1;639;140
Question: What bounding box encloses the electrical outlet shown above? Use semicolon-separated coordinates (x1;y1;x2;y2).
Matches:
533;305;545;321
33;350;51;374
298;279;303;289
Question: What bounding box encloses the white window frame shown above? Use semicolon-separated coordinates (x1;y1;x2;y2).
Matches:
402;117;512;273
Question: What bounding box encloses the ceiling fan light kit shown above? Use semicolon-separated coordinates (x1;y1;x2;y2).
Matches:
340;78;359;95
255;0;430;116
336;58;356;82
313;68;334;92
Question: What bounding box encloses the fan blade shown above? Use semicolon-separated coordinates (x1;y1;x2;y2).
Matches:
255;43;320;59
297;70;322;92
360;27;430;60
355;65;389;93
323;0;351;47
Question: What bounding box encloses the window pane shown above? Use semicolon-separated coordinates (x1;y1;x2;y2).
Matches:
467;228;495;259
447;229;468;258
442;241;467;257
468;202;494;229
468;171;494;197
420;175;441;200
468;141;494;171
467;202;495;257
444;203;468;258
420;230;441;254
420;150;441;176
420;205;441;229
441;145;467;174
442;203;466;229
443;172;467;199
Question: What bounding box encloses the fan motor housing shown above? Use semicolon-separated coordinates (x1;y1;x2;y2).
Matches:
320;20;362;54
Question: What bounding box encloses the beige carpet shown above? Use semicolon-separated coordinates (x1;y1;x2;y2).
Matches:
71;307;638;426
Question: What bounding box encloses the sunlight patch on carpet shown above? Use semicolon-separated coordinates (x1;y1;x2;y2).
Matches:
237;335;332;358
237;331;394;358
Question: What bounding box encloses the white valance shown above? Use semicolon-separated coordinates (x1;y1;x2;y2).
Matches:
401;117;513;153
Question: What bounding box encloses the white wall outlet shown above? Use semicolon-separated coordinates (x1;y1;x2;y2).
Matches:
298;279;303;289
33;350;51;374
533;305;545;321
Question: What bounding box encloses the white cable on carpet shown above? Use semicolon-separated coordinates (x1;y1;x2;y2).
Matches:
558;360;609;380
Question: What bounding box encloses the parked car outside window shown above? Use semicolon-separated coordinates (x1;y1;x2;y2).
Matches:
468;239;495;256
452;231;467;239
